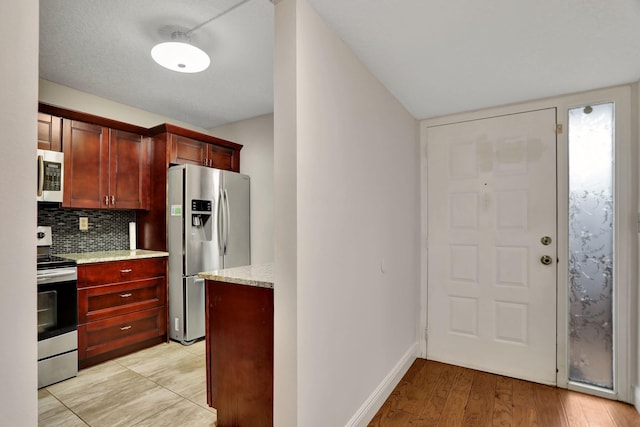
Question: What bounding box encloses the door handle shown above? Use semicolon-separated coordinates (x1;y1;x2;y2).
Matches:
37;155;44;197
224;189;230;256
541;236;552;245
217;192;224;254
540;255;553;265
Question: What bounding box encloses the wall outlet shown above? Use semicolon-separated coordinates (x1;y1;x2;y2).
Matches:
79;217;89;231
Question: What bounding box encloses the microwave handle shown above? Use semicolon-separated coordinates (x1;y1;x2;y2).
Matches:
37;154;44;197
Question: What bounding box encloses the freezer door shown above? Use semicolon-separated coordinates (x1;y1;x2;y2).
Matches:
221;171;251;268
184;165;223;276
184;276;206;342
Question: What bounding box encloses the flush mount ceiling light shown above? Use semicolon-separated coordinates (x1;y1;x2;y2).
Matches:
151;0;253;74
151;32;210;73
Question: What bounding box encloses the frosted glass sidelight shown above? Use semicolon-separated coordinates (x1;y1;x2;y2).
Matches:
568;102;614;389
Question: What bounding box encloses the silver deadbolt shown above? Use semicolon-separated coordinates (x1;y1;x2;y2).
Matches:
541;236;552;246
540;255;553;265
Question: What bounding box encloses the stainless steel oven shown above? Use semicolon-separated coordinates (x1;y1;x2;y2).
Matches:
37;226;78;388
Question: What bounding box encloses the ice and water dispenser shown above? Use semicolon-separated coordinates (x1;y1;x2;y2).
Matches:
190;199;213;241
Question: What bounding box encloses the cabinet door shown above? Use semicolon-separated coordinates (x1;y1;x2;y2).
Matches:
110;130;149;209
170;134;206;166
207;144;236;171
63;120;109;208
207;281;274;426
37;113;61;151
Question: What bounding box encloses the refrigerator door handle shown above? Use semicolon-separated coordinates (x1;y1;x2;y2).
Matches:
224;188;230;256
217;191;224;254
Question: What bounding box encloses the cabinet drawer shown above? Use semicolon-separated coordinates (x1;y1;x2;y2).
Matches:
79;258;166;287
78;278;165;323
78;307;165;360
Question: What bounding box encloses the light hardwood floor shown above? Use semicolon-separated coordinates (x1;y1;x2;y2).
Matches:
369;359;640;427
38;340;216;426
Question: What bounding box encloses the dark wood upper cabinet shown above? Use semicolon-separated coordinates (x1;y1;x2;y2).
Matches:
63;120;108;208
169;134;238;171
207;142;237;171
149;123;242;172
62;120;149;209
37;113;62;151
169;134;207;166
109;129;149;210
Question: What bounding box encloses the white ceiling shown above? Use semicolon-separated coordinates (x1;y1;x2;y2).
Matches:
40;0;275;129
40;0;640;129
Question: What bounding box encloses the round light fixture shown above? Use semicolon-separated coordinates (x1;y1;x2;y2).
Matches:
151;31;210;73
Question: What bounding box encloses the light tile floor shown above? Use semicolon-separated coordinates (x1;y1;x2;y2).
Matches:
38;340;217;427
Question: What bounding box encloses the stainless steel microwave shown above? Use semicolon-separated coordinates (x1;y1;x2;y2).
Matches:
37;149;64;203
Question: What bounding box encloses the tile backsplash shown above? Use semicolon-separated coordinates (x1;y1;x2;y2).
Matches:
38;205;136;254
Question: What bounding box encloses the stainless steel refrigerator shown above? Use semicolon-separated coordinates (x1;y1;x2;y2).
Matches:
168;164;250;344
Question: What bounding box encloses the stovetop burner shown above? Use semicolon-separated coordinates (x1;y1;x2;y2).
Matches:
37;225;76;270
37;254;76;270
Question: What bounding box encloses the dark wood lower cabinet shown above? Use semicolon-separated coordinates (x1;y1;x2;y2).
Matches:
78;307;165;368
205;280;274;427
77;257;167;368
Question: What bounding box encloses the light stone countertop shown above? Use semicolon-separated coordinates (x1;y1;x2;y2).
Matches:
198;263;274;289
57;250;169;264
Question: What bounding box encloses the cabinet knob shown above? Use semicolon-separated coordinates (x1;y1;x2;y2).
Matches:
120;293;132;298
104;195;109;205
120;269;132;273
120;325;132;331
111;195;115;205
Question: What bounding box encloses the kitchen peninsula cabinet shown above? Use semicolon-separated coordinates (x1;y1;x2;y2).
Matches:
76;256;167;368
37;112;61;151
200;264;274;427
63;120;150;209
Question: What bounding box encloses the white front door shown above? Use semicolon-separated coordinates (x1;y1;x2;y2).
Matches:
426;108;558;385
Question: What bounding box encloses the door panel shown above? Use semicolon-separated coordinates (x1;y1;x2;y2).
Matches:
111;130;147;209
63;120;108;208
427;108;557;385
184;276;205;342
222;171;251;268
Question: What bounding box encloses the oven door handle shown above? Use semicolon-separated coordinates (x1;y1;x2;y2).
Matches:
37;270;77;283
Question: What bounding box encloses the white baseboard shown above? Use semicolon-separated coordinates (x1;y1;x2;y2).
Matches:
345;342;420;427
635;386;640;413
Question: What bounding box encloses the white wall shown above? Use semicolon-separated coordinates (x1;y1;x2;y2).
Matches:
273;0;299;424
0;0;38;424
39;79;214;133
634;82;640;411
274;0;421;425
210;114;274;263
